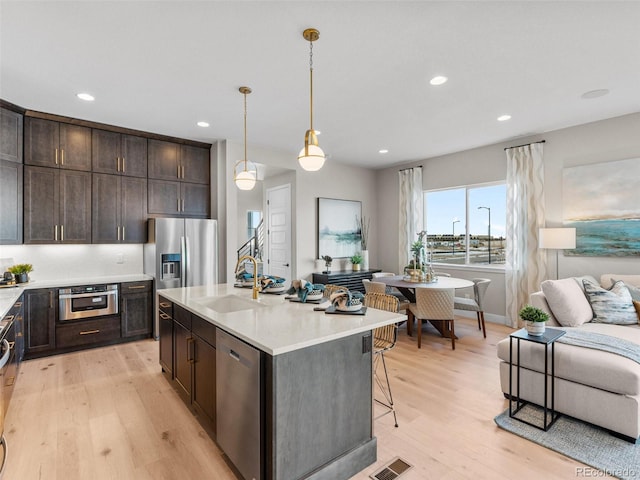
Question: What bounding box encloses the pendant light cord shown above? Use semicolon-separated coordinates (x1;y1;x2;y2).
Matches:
243;90;248;170
309;40;314;131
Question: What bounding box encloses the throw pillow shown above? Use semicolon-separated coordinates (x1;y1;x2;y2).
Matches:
540;278;593;327
612;279;640;302
582;279;638;325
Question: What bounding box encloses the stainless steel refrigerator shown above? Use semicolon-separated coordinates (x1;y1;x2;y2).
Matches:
144;218;218;338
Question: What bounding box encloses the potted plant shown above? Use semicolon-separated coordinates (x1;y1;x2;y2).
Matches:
350;253;363;272
519;304;549;336
357;215;370;270
8;263;33;284
321;255;333;274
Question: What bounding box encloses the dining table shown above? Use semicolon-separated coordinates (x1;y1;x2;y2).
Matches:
376;274;474;339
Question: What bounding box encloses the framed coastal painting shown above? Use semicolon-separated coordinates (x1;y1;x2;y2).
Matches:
562;157;640;256
317;198;362;258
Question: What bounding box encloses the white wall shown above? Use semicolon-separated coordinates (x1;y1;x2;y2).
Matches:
0;244;143;281
376;112;640;323
221;140;378;283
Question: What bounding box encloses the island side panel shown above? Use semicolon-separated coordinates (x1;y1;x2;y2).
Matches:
266;331;375;480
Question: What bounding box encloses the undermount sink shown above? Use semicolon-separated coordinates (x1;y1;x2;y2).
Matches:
196;294;267;313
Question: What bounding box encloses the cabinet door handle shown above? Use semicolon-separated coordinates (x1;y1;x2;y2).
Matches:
159;313;170;320
122;157;126;172
61;149;65;165
14;302;22;308
55;148;59;165
177;164;181;179
177;198;181;212
181;165;185;179
4;315;14;322
117;157;120;172
80;329;100;335
61;225;64;242
122;226;125;241
159;302;171;308
117;226;121;241
55;224;58;241
128;285;146;290
7;341;14;349
187;337;195;364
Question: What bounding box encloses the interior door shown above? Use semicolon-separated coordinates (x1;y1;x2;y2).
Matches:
266;184;292;281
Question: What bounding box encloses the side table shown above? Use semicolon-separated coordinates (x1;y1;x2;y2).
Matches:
509;327;566;431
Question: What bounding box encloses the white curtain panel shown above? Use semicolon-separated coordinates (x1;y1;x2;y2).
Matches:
398;167;423;271
505;143;547;327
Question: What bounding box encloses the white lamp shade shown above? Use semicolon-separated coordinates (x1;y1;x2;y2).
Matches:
298;144;325;171
539;227;576;249
234;159;258;191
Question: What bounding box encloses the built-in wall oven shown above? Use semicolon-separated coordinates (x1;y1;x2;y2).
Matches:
58;284;119;321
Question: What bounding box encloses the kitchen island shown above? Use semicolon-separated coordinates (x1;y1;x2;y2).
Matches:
157;284;406;480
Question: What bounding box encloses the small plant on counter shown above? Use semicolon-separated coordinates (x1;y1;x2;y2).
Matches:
8;263;33;275
8;263;33;283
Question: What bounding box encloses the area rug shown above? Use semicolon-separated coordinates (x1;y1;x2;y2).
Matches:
494;404;639;480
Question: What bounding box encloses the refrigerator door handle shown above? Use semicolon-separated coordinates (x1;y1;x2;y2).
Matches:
181;236;188;287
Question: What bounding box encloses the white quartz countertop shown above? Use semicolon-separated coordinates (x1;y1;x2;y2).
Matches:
0;274;153;318
158;284;407;356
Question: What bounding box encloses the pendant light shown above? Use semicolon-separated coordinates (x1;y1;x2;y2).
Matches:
234;86;257;190
298;28;325;172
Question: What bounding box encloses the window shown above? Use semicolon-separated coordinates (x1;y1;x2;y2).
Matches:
424;183;506;265
246;210;262;240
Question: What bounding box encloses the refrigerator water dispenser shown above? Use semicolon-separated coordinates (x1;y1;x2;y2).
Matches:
161;253;181;280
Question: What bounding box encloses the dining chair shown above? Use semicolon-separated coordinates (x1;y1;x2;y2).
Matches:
363;279;410;314
408;287;456;349
364;292;400;427
362;278;386;294
371;272;410;304
453;278;491;338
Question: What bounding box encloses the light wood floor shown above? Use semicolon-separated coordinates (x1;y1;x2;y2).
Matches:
4;318;588;480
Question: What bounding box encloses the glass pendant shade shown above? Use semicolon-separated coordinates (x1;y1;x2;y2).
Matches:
234;159;257;190
298;134;325;171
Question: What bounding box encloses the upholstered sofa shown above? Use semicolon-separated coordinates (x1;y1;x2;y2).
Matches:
497;274;640;442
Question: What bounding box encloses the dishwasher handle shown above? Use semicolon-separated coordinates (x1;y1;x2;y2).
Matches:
0;339;10;369
229;349;240;362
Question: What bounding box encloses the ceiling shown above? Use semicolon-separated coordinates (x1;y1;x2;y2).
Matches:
2;1;639;170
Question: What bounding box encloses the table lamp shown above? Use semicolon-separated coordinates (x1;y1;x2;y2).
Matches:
539;227;576;279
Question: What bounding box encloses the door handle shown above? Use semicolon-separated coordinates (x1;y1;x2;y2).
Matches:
284;263;290;267
80;329;100;335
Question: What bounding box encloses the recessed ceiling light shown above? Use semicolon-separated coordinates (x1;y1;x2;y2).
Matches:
197;121;210;127
497;114;511;122
379;149;389;154
76;92;94;101
581;89;610;100
429;76;448;86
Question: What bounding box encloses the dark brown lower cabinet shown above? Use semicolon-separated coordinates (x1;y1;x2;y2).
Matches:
159;301;216;433
24;288;56;356
55;316;121;348
120;280;152;337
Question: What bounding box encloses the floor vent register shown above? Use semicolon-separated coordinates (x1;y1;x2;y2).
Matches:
370;457;413;480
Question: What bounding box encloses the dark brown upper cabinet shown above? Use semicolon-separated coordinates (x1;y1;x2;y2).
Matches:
0;159;23;244
24;117;91;171
24;166;91;244
0;107;23;163
148;140;210;185
92;173;147;243
92;129;147;178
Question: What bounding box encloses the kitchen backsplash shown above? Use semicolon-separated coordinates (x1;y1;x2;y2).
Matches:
0;244;143;281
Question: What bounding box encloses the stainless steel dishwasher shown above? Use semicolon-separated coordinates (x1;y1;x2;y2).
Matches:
216;329;262;480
